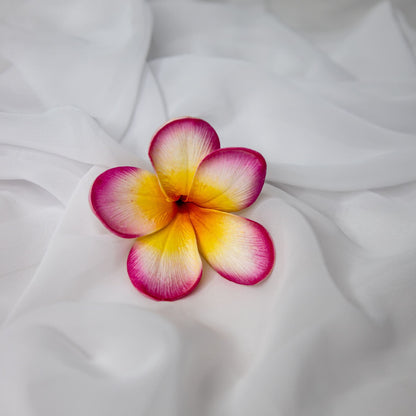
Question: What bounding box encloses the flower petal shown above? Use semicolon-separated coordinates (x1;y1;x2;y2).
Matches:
127;210;202;300
149;117;220;201
187;147;266;211
90;166;176;238
189;205;274;285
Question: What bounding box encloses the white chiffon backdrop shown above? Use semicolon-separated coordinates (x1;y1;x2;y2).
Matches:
1;0;416;415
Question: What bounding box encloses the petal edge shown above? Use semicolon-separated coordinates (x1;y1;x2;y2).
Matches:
127;210;202;301
189;205;275;285
90;166;176;238
149;117;220;201
187;147;266;211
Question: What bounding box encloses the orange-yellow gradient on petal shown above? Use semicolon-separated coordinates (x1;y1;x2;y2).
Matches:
90;166;177;238
127;210;202;300
187;148;266;211
189;205;274;285
149;118;220;201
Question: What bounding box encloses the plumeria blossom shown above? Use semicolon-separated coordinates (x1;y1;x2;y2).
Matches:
90;118;275;301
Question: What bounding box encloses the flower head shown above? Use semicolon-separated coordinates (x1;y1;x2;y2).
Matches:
90;118;275;301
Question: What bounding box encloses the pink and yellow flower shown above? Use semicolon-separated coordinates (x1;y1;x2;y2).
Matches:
90;118;275;301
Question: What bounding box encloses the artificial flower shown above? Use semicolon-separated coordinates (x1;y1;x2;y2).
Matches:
90;118;275;301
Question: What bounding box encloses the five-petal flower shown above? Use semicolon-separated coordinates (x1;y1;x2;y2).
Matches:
90;118;275;301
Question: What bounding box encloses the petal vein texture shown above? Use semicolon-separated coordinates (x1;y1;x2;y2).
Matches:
187;147;266;211
127;210;202;300
149;118;220;201
189;205;274;285
90;166;176;238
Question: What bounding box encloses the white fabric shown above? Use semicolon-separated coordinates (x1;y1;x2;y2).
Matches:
1;0;416;414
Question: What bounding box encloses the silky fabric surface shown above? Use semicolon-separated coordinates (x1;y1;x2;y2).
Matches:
1;1;416;415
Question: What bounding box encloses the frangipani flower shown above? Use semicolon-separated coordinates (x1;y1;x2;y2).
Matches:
90;118;275;301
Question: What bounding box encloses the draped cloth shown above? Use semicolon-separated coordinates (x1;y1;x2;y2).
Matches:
1;1;416;414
